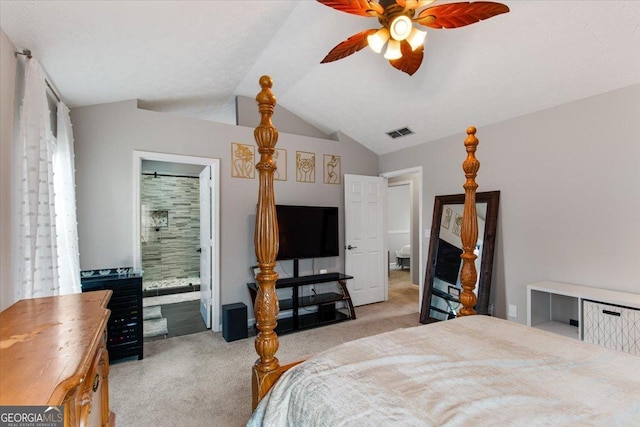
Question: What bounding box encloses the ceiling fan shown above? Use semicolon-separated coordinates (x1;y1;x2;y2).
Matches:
318;0;510;75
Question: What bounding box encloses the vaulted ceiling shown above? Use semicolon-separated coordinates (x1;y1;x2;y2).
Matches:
2;1;639;154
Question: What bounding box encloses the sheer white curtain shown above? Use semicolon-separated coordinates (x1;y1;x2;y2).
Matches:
14;58;80;300
53;103;81;294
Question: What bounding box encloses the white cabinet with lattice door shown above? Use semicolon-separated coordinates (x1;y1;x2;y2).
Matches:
583;300;639;355
527;281;640;356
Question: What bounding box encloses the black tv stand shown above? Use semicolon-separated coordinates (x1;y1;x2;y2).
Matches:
293;258;300;278
247;272;356;335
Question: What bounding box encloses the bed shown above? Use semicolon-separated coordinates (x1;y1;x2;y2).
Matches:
247;76;640;425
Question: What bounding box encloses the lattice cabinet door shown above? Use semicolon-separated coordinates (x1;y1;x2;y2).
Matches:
583;300;640;355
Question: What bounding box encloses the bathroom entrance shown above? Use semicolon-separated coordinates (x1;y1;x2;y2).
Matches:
140;160;203;297
133;151;221;339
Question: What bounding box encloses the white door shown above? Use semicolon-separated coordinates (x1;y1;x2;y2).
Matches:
199;166;213;328
344;174;387;306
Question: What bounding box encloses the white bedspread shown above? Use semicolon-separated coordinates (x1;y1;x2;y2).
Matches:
248;316;640;426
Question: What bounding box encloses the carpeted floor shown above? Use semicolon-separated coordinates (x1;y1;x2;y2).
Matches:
110;270;419;427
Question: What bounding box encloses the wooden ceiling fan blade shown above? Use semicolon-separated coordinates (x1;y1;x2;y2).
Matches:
396;0;436;10
415;1;509;29
317;0;382;17
389;41;424;76
321;29;378;64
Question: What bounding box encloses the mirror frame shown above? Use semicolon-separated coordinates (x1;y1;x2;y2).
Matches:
419;191;500;323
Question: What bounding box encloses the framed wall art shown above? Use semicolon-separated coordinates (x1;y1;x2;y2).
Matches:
274;148;287;181
442;206;453;229
231;142;255;179
323;154;341;184
296;151;315;183
452;213;463;236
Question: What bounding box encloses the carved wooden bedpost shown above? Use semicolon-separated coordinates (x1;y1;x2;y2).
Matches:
252;75;281;407
458;127;480;317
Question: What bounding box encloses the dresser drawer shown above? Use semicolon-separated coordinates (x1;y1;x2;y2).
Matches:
74;334;110;427
583;300;639;355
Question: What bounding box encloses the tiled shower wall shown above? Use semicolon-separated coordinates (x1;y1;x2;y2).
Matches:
141;175;200;282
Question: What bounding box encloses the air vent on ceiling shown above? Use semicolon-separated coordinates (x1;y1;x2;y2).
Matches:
386;127;414;139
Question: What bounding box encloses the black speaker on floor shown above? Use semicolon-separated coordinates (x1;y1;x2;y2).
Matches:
222;303;248;342
319;302;336;321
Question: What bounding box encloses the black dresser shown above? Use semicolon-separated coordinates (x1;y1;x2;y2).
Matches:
81;270;143;361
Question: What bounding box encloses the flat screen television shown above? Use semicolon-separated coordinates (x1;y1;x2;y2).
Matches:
275;205;339;261
434;238;463;285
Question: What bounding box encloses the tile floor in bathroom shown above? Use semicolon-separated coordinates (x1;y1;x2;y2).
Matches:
144;298;207;342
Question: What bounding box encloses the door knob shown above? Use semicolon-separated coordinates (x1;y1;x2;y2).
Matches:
346;245;358;250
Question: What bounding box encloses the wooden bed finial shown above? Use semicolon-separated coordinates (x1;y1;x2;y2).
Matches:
252;75;281;407
458;126;480;317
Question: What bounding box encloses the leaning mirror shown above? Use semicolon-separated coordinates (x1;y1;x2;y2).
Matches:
420;191;500;323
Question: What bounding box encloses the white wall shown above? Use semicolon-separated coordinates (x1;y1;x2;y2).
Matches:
389;173;421;285
236;95;331;140
0;29;17;310
380;84;640;323
71;100;379;317
387;184;411;267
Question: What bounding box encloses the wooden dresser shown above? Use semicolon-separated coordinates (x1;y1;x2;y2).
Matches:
0;291;114;426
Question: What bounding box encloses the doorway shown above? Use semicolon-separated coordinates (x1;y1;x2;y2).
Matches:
344;174;387;307
381;167;423;313
140;160;203;297
133;151;221;335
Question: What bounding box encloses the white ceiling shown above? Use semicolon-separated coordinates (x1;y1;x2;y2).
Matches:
2;1;639;155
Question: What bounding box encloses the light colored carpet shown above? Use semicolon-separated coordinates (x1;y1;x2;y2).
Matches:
110;270;418;427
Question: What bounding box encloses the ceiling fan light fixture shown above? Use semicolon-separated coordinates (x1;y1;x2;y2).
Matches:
389;15;412;41
406;27;427;51
384;39;402;60
317;0;510;75
367;27;390;54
